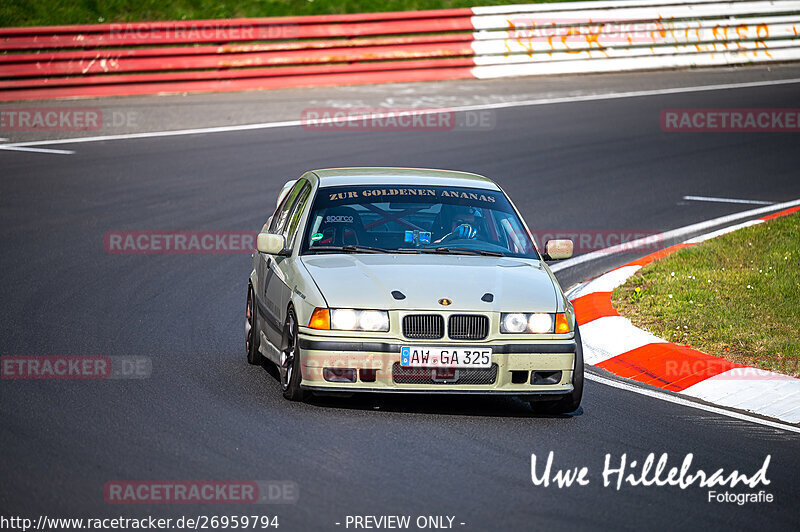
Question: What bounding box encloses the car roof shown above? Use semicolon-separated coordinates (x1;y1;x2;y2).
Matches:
309;167;500;191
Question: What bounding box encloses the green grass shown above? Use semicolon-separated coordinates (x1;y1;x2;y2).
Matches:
1;0;590;27
612;212;800;377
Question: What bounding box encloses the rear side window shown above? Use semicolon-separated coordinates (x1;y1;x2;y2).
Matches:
283;183;312;249
269;180;307;234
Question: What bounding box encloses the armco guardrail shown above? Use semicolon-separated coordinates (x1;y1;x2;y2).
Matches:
1;0;799;101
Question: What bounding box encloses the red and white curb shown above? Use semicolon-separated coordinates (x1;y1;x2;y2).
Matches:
566;205;800;424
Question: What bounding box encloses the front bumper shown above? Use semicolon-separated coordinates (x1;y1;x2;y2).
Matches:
297;334;577;394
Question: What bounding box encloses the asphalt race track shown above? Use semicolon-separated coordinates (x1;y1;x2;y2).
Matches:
1;65;800;531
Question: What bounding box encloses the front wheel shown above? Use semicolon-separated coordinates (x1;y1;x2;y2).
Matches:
245;284;263;366
529;326;584;414
280;309;305;401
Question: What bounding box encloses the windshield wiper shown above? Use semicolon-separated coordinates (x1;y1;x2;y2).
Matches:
309;245;416;254
420;247;504;257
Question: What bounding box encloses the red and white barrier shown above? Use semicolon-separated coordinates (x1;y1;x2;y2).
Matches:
1;0;799;101
567;204;800;424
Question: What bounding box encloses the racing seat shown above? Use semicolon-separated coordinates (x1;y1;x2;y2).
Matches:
314;206;366;246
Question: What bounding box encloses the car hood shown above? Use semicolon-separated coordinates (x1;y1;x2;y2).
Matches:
300;254;558;312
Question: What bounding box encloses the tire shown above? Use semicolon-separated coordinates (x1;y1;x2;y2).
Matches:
280;308;305;401
246;284;264;366
529;326;584;414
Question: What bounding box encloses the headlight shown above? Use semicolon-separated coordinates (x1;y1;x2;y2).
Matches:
501;312;569;334
501;313;528;333
528;313;553;333
358;310;390;332
328;309;390;332
331;309;358;330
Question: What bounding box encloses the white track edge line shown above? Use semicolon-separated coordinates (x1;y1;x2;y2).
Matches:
683;195;775;205
586;373;800;434
0;145;75;154
2;77;800;149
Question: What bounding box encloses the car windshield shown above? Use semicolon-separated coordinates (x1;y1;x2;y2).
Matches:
301;185;539;258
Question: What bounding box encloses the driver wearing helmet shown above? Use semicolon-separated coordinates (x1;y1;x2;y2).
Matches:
435;205;486;243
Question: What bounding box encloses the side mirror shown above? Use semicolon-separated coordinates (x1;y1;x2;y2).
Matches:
544;239;573;260
257;233;286;255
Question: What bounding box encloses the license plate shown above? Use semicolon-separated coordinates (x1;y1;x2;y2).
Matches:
400;346;492;368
